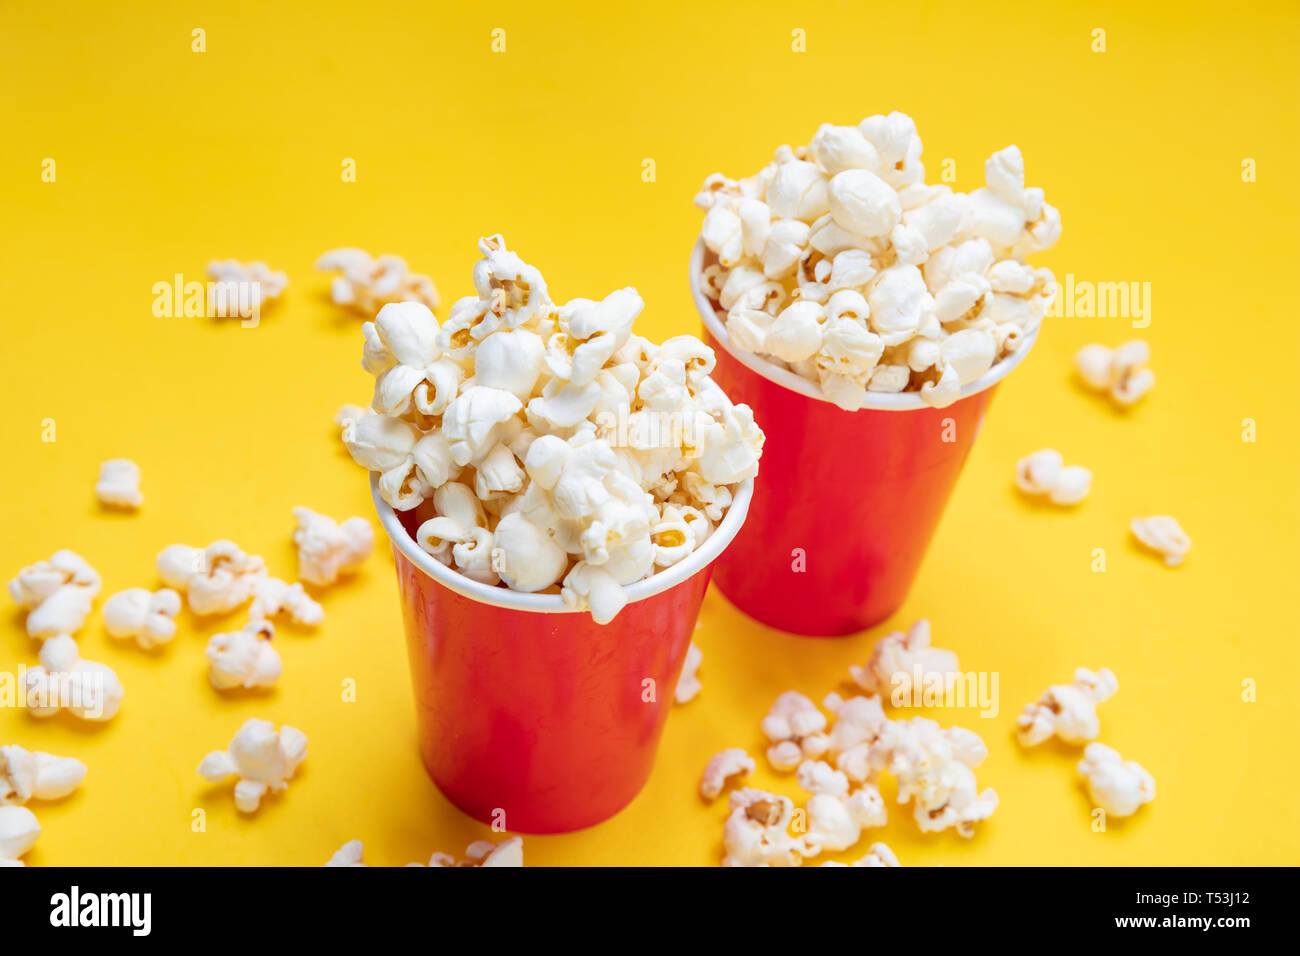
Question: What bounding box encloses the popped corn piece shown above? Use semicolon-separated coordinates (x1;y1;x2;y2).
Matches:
849;619;958;700
316;247;439;315
822;842;901;867
24;635;123;722
94;459;143;509
761;691;830;771
1077;743;1155;817
157;540;266;615
700;748;755;801
796;759;850;797
291;507;374;587
412;837;524;868
0;805;40;866
823;693;889;784
103;587;182;649
722;788;818;867
1016;668;1119;747
872;717;997;837
805;785;888;852
1014;449;1093;506
206;621;282;691
249;577;324;627
206;259;288;315
325;840;367;867
1075;340;1155;406
198;718;307;813
675;643;703;705
0;746;86;806
1131;516;1191;567
8;549;101;638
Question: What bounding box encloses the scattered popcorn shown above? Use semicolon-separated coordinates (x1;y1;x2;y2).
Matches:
0;746;86;806
1016;668;1118;747
8;549;101;638
0;805;40;866
325;840;367;867
1014;449;1093;506
206;259;288;314
804;784;888;852
823;693;888;783
821;842;901;867
849;619;958;699
103;587;182;649
696;112;1061;409
870;717;998;837
722;788;817;867
94;459;143;509
206;621;282;691
414;837;524;868
292;507;374;587
700;748;755;801
24;635;123;722
675;643;703;704
249;576;324;626
1077;743;1155;817
761;691;830;771
1075;341;1154;406
343;236;764;623
157;540;266;615
198;718;307;813
1130;516;1191;567
317;247;439;315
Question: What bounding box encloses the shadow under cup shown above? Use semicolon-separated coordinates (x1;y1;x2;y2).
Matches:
371;474;753;834
690;240;1036;637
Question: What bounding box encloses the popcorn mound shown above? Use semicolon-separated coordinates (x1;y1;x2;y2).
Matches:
345;235;764;623
695;111;1062;409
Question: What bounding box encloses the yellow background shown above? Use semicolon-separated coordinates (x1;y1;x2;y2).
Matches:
1;0;1296;866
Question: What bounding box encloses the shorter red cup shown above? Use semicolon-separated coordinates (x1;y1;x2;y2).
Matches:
690;240;1037;637
372;473;753;833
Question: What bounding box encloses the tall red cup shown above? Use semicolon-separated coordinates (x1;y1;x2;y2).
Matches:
690;240;1037;637
371;473;753;833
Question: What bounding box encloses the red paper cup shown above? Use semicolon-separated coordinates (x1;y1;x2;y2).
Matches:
689;239;1037;637
371;473;753;833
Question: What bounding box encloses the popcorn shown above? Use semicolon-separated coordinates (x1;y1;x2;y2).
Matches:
761;691;830;771
344;236;763;622
700;748;755;801
24;635;124;722
804;784;888;852
1016;668;1118;747
414;837;524;868
721;788;818;867
675;642;703;704
157;541;266;615
198;719;307;813
870;718;997;837
316;247;438;315
0;746;86;806
1131;516;1191;567
248;576;323;626
1076;341;1154;406
8;549;101;638
103;587;182;649
292;507;374;587
697;113;1060;409
0;805;40;866
206;259;288;314
325;840;366;867
206;621;282;691
1077;743;1155;817
94;459;143;509
821;842;901;867
822;693;888;784
1015;449;1093;506
849;619;958;700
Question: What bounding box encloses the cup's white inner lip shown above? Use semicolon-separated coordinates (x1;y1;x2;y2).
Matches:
689;237;1039;410
371;472;754;614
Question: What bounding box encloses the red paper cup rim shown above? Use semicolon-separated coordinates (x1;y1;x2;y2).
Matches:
371;472;754;615
689;238;1039;411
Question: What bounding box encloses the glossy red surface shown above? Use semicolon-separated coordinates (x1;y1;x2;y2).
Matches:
390;510;711;833
704;327;999;636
